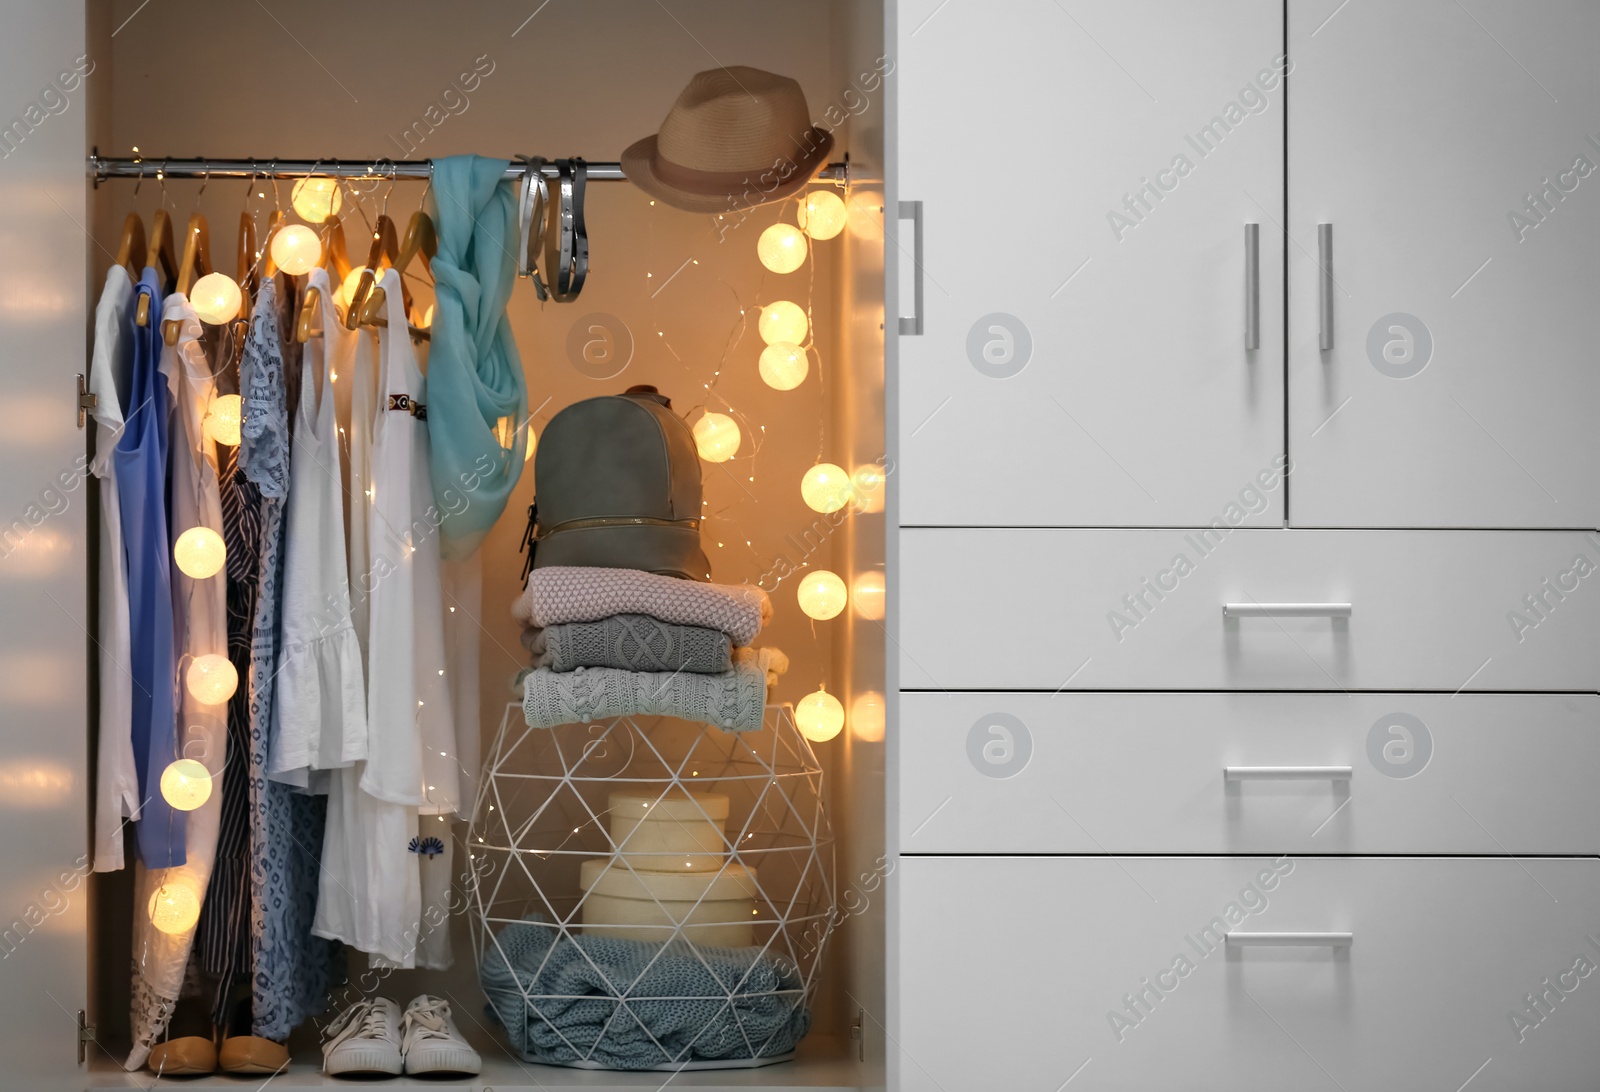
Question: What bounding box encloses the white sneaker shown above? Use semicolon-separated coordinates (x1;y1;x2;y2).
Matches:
322;997;403;1076
401;995;481;1076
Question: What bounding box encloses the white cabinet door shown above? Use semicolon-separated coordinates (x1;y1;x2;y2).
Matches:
899;692;1600;855
897;857;1600;1092
0;2;90;1086
895;0;1285;526
899;527;1600;690
1286;0;1600;528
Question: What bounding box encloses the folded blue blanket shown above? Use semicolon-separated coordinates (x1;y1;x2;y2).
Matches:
480;918;809;1069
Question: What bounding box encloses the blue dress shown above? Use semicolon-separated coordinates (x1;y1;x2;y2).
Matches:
113;267;183;869
239;279;341;1040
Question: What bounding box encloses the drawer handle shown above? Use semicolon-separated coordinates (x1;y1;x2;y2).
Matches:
1318;222;1333;351
1223;602;1352;618
1244;223;1260;351
898;200;924;336
1227;932;1353;948
1224;765;1352;781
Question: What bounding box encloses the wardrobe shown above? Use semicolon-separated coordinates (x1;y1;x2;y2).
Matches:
889;2;1599;1091
4;0;1597;1089
3;1;887;1089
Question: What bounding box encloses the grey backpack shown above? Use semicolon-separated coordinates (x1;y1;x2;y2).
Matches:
520;385;711;582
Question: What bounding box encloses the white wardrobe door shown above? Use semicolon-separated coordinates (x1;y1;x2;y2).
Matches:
895;0;1285;527
0;0;90;1083
1287;0;1600;528
898;856;1600;1092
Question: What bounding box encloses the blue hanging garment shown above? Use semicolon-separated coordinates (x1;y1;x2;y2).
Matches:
425;155;529;560
113;268;184;868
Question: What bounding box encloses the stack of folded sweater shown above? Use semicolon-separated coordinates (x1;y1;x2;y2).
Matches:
512;567;785;733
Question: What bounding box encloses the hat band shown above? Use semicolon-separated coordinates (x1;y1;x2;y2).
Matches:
650;132;826;195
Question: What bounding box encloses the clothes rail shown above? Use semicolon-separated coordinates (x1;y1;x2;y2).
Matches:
87;152;851;187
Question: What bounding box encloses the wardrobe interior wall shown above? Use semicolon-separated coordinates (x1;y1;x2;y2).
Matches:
84;0;886;1070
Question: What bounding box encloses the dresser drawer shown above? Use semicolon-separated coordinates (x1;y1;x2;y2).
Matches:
898;856;1600;1092
899;528;1600;690
899;692;1600;854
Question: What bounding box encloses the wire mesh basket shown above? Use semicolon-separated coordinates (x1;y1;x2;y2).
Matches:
467;702;835;1071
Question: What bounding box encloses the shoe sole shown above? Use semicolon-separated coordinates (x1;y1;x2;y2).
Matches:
325;1047;404;1076
405;1047;482;1076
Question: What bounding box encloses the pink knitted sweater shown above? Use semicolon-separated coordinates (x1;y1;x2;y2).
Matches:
512;566;772;646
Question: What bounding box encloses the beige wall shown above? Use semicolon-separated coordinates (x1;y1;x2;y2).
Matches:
91;0;884;1061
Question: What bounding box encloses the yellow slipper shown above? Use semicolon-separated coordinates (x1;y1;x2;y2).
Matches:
148;1035;217;1077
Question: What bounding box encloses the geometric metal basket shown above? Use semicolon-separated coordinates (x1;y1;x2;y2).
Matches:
466;703;835;1071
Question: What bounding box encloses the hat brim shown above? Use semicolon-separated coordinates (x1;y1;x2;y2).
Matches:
620;128;835;215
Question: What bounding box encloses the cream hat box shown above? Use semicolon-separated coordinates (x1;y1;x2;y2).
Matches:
608;789;731;872
578;858;760;948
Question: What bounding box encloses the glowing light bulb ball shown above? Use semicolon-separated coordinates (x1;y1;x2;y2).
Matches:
758;300;808;345
796;689;845;742
525;427;537;463
270;224;322;275
148;882;201;935
173;527;227;580
185;653;238;705
160;758;213;811
336;265;369;309
189;272;242;324
202;393;242;447
851;690;887;743
759;343;809;391
801;463;854;514
290;176;342;223
852;570;886;621
797;189;847;240
692;413;741;463
796;569;847;620
757;223;808;273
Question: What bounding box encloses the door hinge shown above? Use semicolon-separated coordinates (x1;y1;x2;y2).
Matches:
850;1007;864;1062
76;373;96;429
77;1009;96;1064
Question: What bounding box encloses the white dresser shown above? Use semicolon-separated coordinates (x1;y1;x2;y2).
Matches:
888;1;1600;1089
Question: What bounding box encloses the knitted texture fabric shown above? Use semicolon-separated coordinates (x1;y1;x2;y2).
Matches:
521;649;787;733
514;566;770;646
522;614;733;674
480;919;809;1068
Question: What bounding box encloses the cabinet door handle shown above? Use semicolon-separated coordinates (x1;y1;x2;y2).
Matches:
1227;931;1353;948
1222;602;1352;618
1244;223;1259;350
1224;765;1353;781
1318;222;1333;351
898;200;924;336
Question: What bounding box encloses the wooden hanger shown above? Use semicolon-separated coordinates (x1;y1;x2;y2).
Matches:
345;214;397;330
359;211;432;327
236;212;259;320
177;212;210;296
136;209;178;326
260;210;284;276
322;215;353;282
296;285;322;344
166;213;212;343
114;212;146;280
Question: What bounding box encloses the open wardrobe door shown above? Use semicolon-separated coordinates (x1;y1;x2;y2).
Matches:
0;3;91;1088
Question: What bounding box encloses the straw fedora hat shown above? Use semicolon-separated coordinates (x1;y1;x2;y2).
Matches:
622;66;833;214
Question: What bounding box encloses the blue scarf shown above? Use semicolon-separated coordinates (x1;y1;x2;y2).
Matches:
426;155;528;560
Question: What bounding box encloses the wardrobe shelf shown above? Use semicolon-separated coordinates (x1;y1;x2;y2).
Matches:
83;1037;861;1091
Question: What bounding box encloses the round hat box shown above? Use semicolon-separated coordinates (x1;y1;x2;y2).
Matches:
608;788;730;872
579;858;759;947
